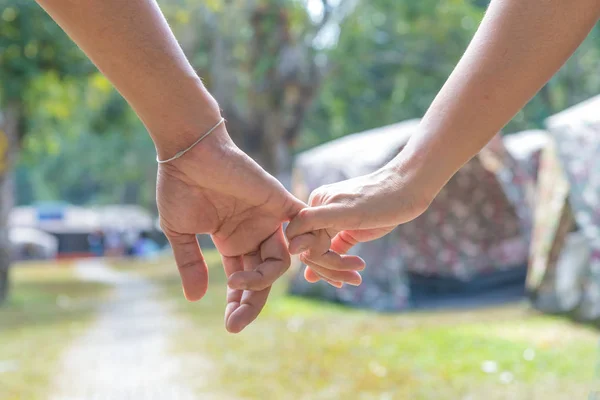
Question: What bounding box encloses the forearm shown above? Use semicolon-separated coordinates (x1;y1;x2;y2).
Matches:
395;0;600;199
35;0;220;158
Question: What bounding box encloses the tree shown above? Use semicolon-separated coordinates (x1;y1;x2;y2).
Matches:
0;1;93;302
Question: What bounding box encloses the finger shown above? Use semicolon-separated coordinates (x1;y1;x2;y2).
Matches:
166;233;209;301
301;254;362;286
304;266;342;288
292;228;364;272
227;251;270;333
228;260;283;291
330;231;359;255
227;286;271;334
304;266;321;283
222;255;244;325
288;232;318;255
288;227;333;256
228;228;290;291
286;205;348;242
303;251;365;272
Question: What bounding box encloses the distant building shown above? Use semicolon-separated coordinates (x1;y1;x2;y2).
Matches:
9;203;155;258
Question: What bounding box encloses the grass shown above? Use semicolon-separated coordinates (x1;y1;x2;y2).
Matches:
116;253;600;400
0;262;110;400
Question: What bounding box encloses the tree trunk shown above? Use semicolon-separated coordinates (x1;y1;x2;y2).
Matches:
181;4;323;179
0;101;21;304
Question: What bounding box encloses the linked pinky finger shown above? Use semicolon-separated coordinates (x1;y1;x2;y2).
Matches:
304;266;321;283
301;256;361;287
305;266;342;288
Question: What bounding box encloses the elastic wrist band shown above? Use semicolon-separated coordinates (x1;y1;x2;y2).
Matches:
156;117;225;164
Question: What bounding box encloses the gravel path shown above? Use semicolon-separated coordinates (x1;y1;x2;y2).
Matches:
50;260;198;400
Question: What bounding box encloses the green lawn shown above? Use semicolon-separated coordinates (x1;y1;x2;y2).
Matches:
117;252;600;400
0;262;110;400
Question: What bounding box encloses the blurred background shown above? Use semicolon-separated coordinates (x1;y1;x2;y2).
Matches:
2;0;600;399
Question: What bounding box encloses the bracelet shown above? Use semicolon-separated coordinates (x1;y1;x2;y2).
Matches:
156;117;225;164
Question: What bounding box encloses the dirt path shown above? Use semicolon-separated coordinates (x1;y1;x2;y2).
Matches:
50;260;198;400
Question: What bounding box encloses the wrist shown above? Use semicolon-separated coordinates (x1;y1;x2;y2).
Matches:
383;140;446;206
143;78;224;160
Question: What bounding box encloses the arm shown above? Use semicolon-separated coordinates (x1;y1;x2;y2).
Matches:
398;0;600;198
285;0;600;282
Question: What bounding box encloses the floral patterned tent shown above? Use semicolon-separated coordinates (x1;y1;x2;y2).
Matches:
527;95;600;321
289;120;537;311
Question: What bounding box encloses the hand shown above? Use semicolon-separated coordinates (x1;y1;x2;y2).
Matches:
157;122;364;333
285;161;433;285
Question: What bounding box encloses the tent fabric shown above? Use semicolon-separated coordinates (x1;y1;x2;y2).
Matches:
500;130;549;235
503;130;549;182
527;95;600;321
289;120;533;311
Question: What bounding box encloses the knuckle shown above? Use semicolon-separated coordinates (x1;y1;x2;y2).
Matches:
338;231;358;246
178;260;198;270
299;253;315;265
298;207;311;219
308;187;326;206
328;192;350;205
297;208;314;227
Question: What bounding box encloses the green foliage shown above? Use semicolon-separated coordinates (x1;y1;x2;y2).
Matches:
301;0;600;150
19;74;156;207
0;0;92;102
300;0;485;149
0;2;152;207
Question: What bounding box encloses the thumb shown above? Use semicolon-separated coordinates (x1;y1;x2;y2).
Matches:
165;233;209;301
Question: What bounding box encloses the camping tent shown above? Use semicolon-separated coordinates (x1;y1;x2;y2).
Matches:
289;120;536;310
527;95;600;321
